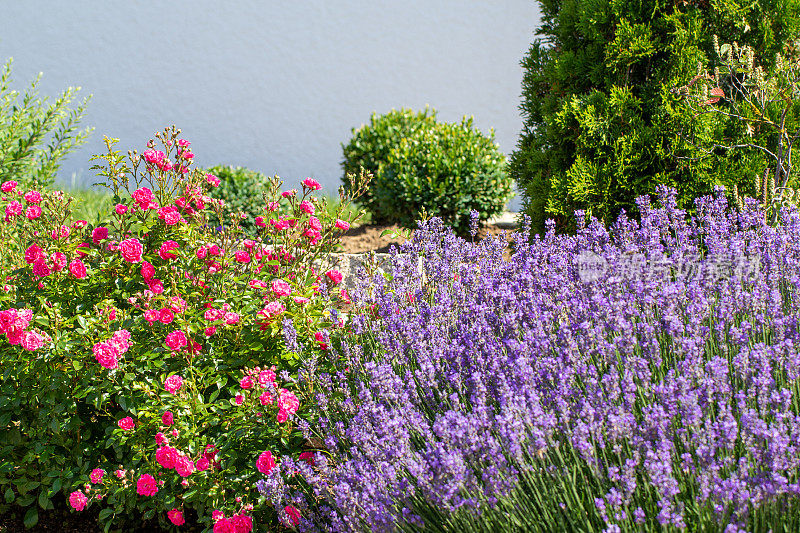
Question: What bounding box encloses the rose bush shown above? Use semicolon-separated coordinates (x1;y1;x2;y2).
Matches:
0;126;366;530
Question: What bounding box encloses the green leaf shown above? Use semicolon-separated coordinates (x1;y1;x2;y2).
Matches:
23;507;38;529
4;487;14;503
37;490;50;510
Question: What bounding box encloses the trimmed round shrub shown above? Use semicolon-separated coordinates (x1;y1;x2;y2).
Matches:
341;108;512;235
203;165;269;235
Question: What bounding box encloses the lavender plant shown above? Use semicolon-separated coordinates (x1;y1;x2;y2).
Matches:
271;187;800;532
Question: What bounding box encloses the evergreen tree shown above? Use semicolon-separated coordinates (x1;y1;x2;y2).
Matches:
510;0;800;234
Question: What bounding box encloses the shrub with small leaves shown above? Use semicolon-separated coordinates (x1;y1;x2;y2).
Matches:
203;165;271;236
341;108;512;235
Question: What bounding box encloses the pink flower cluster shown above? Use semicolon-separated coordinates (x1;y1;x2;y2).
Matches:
155;445;195;477
0;308;48;351
136;473;158;496
132;187;158;210
92;329;132;370
158;205;186;226
142;149;173;172
212;513;253;533
69;490;88;511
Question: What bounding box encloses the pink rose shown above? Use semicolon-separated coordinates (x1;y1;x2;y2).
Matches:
235;394;244;405
299;451;315;466
24;190;42;203
69;490;88;511
90;468;105;484
175;455;194;477
156;446;178;469
307;216;322;231
159;240;180;260
50;252;67;272
164;374;183;394
230;514;253;533
119;238;144;263
26;205;42;219
204;326;217;337
302;178;321;191
168;509;185;526
0;180;17;193
140;261;155;280
223;312;239;325
234;250;251;263
239;376;254;389
115;203;128;215
158;205;184;225
206;173;220;187
118;417;135;431
256;301;285;329
271;279;292;298
258;369;276;387
283;506;301;527
69;259;88;279
4;200;22;219
136;474;158;496
195;456;210;471
165;330;188;350
162;411;174;426
24;244;44;265
147;278;164;294
51;225;70;240
325;269;343;285
159;308;175;324
335;219;350;231
21;331;45;351
299;200;315;215
31;259;51;278
91;226;109;244
256;450;275;475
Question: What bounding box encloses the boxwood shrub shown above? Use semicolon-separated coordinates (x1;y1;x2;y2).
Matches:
341;108;513;235
203;164;269;235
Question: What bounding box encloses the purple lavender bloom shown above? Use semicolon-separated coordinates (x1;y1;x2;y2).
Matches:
284;187;800;532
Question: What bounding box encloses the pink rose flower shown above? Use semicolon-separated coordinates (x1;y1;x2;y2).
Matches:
159;308;175;324
204;326;217;337
206;173;220;187
162;411;174;426
234;250;251;263
118;417;135;430
325;269;343;285
168;509;185;526
115;203;128;215
0;180;17;193
156;446;178;469
213;518;234;533
50;252;67;272
51;225;70;240
21;331;45;351
235;394;244;405
31;259;51;278
26;205;42;219
91;226;109;244
158;205;184;225
24;190;42;203
24;244;43;265
119;238;144;263
140;261;155;280
230;514;253;533
175;455;194;477
302;178;321;191
136;474;158;496
256;450;275;475
271;279;292;298
299;200;314;215
195;456;210;471
256;301;285;329
335;219;350;231
159;240;180;260
165;330;187;350
69;490;88;511
4;200;22;219
307;216;322;231
69;259;88;279
239;376;254;389
283;506;301;527
147;278;164;294
223;312;239;325
299;451;315;466
90;468;105;484
164;374;183;394
258;369;276;387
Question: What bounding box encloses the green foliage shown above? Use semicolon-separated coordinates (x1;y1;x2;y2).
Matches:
341;108;512;235
203;165;270;236
510;0;800;234
0;58;92;189
62;185;113;225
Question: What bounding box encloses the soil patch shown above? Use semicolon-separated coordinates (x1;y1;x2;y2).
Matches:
335;222;517;255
